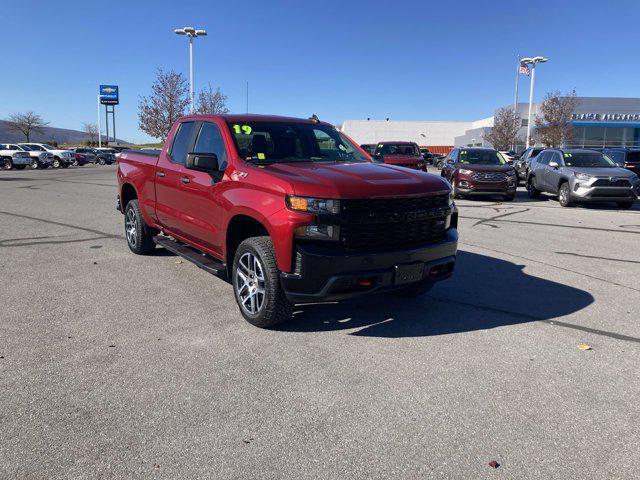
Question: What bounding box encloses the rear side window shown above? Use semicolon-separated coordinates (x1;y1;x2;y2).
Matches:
193;122;228;170
169;121;196;165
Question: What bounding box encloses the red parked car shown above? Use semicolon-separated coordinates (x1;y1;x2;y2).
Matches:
440;147;518;201
117;114;458;327
372;141;428;171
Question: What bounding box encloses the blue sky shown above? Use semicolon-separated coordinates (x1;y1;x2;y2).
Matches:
1;0;639;143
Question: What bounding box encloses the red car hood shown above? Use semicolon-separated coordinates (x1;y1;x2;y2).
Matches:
382;155;422;165
262;161;450;198
460;164;513;172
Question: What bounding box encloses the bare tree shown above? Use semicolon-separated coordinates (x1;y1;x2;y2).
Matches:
82;122;98;145
138;68;190;141
6;112;49;142
483;107;521;151
196;83;229;115
533;90;578;147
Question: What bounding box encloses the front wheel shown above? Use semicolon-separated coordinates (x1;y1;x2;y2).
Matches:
2;159;12;170
53;157;61;168
617;201;634;210
31;160;39;169
124;199;157;254
558;182;574;207
232;236;292;328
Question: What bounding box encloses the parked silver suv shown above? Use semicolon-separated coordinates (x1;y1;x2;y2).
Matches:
527;149;640;208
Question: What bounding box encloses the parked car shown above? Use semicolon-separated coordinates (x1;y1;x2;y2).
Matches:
372;141;427;171
19;143;74;168
72;147;116;165
527;149;640;208
440;147;517;200
514;147;544;183
11;144;55;169
498;151;516;165
433;154;446;169
109;146;130;153
359;144;377;155
117;114;458;327
0;143;33;170
420;147;435;165
601;148;640;176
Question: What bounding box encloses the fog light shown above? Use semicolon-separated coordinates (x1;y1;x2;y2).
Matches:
459;180;469;187
294;225;340;241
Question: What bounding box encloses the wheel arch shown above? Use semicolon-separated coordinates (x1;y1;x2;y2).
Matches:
120;182;138;211
225;214;270;268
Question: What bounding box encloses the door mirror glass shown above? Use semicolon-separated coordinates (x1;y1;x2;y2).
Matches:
186;152;219;172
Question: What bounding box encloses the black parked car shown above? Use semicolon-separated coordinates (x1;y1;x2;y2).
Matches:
73;147;116;165
601;148;640;176
514;147;544;183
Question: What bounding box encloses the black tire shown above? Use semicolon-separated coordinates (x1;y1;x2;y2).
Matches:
392;281;434;297
232;236;292;328
558;182;574;207
2;158;12;170
98;158;106;165
31;160;39;169
527;176;541;199
52;157;61;168
617;201;634;209
72;160;79;166
124;199;158;255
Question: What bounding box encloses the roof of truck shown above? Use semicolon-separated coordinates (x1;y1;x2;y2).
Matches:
178;113;334;126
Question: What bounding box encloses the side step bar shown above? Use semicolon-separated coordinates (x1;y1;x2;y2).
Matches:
153;236;227;278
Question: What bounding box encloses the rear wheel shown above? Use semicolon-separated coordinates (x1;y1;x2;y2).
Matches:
31;159;39;169
617;201;634;209
558;182;574;207
527;177;540;199
232;236;292;328
124;199;158;254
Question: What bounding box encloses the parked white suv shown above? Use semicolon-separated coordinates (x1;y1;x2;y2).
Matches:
0;144;33;170
19;143;74;168
6;144;54;169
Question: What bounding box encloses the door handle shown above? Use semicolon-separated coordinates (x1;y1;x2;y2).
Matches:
156;171;165;177
180;177;190;184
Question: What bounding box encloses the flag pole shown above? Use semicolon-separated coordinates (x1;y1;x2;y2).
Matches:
512;55;520;151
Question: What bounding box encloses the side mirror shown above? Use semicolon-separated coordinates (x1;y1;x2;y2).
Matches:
186;152;219;172
549;161;559;168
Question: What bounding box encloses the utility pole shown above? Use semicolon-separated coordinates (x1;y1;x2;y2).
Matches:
175;26;207;114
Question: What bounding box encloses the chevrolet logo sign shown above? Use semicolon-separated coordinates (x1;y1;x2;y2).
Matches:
102;87;117;93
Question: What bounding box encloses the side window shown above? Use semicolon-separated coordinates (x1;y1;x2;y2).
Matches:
193;122;228;170
553;152;563;165
169;121;196;165
449;149;458;162
538;152;550;165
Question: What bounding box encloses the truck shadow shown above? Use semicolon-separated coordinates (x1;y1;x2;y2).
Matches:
278;250;594;337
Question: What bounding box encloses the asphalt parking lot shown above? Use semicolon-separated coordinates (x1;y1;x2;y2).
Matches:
1;165;639;479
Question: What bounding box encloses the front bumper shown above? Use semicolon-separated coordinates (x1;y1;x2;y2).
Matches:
280;229;458;303
456;178;517;196
571;183;639;202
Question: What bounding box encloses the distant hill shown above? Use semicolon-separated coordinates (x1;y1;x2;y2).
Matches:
0;120;129;145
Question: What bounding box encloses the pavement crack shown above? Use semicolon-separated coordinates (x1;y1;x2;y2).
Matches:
555;251;640;265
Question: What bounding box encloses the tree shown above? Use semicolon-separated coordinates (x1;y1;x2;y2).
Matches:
138;68;190;141
483;107;521;151
82;122;98;145
533;90;578;147
196;83;229;115
6;112;49;142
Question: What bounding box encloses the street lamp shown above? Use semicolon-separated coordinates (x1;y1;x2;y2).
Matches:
174;26;207;113
521;56;548;148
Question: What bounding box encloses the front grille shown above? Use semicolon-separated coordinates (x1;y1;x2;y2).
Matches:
470;172;507;182
335;194;451;250
592;178;631;187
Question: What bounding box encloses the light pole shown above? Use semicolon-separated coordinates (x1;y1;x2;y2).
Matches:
174;26;207;114
521;56;548;148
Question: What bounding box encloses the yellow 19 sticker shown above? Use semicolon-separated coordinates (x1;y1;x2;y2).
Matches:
233;124;253;135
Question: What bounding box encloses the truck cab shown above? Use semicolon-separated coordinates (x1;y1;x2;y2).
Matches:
118;114;458;327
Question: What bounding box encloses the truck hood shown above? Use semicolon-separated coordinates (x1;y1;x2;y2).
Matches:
563;167;636;178
261;161;450;198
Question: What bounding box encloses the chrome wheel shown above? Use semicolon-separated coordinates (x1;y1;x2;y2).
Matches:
235;252;266;315
125;207;137;247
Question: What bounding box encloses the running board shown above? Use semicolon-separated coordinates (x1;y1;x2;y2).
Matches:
153;236;227;278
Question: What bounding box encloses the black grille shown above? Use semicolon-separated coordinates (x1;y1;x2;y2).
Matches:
592;178;631;187
337;194;450;250
470;172;507;182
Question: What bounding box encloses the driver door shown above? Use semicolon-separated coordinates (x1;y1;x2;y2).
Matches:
546;152;564;193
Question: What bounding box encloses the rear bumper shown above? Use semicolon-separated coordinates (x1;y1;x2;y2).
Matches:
280;229;458;303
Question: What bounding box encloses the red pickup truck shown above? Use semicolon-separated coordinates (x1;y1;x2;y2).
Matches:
372;141;428;171
117;114;458;327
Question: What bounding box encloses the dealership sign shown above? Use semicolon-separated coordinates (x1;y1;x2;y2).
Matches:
99;85;119;105
572;112;640;121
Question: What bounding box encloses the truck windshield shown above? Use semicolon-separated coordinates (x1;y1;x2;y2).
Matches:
376;144;420;156
226;121;369;164
564;152;616;168
459;149;505;165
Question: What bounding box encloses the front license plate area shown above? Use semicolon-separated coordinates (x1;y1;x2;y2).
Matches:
394;263;424;285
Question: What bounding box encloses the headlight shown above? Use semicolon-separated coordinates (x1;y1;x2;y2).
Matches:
294;225;340;241
575;172;593;181
459;168;473;175
286;195;341;214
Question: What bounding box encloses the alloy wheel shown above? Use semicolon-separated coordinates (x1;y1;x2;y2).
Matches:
235;252;266;315
125;208;137;247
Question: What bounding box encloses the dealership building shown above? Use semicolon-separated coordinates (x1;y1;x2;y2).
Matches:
341;97;640;152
